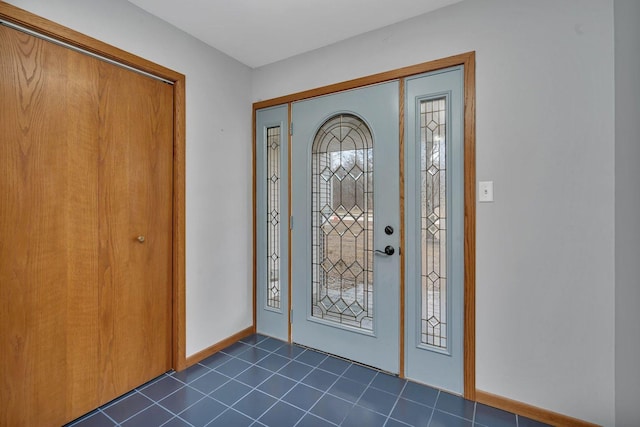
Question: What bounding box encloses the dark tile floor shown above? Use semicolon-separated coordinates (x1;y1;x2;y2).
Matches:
66;335;550;427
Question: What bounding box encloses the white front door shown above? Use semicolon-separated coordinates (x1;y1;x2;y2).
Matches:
290;82;400;373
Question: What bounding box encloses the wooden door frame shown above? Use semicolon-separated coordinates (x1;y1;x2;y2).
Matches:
253;52;476;399
0;3;188;371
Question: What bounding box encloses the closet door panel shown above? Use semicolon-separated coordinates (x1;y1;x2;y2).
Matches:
0;26;100;426
97;61;173;402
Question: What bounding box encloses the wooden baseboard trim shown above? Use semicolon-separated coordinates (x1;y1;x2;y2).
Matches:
183;326;256;369
475;390;600;427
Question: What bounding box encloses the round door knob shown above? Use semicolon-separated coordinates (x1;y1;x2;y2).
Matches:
137;235;145;243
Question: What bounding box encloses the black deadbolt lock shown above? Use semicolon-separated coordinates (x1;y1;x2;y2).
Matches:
384;225;394;235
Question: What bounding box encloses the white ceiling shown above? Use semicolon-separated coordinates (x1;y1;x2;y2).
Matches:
126;0;463;68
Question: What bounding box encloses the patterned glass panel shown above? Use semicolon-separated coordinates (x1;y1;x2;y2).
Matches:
267;126;281;309
421;98;447;349
311;114;373;330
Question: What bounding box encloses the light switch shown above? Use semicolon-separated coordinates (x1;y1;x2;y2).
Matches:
478;181;494;202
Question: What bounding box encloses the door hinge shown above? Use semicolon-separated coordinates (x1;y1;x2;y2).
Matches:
289;122;293;135
289;216;293;229
290;309;293;320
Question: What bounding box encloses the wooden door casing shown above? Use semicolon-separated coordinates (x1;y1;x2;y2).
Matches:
0;24;173;426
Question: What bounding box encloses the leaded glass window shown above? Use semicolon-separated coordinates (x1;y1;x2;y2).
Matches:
311;114;374;330
266;126;281;309
421;98;447;349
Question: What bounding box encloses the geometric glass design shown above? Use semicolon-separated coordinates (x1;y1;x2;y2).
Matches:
420;97;447;349
311;114;373;330
266;126;281;309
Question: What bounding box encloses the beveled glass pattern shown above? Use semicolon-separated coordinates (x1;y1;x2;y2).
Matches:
311;114;374;330
266;126;281;309
421;98;447;349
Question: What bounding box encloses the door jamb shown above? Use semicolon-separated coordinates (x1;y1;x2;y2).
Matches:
253;52;476;399
0;2;188;372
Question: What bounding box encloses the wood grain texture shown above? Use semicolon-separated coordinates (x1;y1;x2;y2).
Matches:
462;52;477;401
0;25;100;426
1;0;187;379
172;76;187;372
0;2;182;83
96;62;174;403
0;5;186;423
476;390;600;427
398;78;406;378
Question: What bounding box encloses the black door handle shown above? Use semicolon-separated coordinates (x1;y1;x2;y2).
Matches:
374;245;395;256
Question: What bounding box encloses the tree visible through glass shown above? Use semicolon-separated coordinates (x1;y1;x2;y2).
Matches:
311;114;374;331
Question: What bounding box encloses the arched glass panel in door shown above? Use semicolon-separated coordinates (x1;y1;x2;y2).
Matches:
311;114;374;331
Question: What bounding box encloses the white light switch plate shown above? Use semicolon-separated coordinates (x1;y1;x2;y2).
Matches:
479;181;494;202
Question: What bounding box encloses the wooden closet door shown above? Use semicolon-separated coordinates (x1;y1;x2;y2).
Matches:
0;25;173;426
0;26;100;426
96;59;173;403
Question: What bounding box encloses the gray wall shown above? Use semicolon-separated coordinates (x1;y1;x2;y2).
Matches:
5;0;255;356
615;1;640;426
254;0;615;425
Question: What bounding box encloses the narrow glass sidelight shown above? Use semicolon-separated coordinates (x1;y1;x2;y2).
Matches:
311;114;374;331
266;126;281;309
421;97;447;349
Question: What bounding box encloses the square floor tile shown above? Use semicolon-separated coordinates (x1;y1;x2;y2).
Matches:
295;413;336;427
198;352;233;369
139;376;184;402
517;416;553;427
256;353;291;371
236;346;271;364
255;337;285;352
214;358;251;378
274;344;306;359
434;391;475;420
318;356;351;375
282;383;324;411
232;389;277;419
66;411;114;427
310;393;353;425
295;349;327;366
209;379;252;406
157;386;206;414
257;374;297;398
221;341;252;357
259;401;305;427
177;396;226;427
301;368;339;391
171;363;210;383
401;381;439;407
390;397;433;427
278;360;313;381
342;363;377;385
160;417;191;427
121;404;172;427
370;372;407;395
235;365;273;387
239;334;267;345
328;377;367;402
385;418;412;427
189;370;228;394
357;387;398;416
342;404;387;427
206;408;253;427
428;410;472;427
103;392;153;423
474;403;516;427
